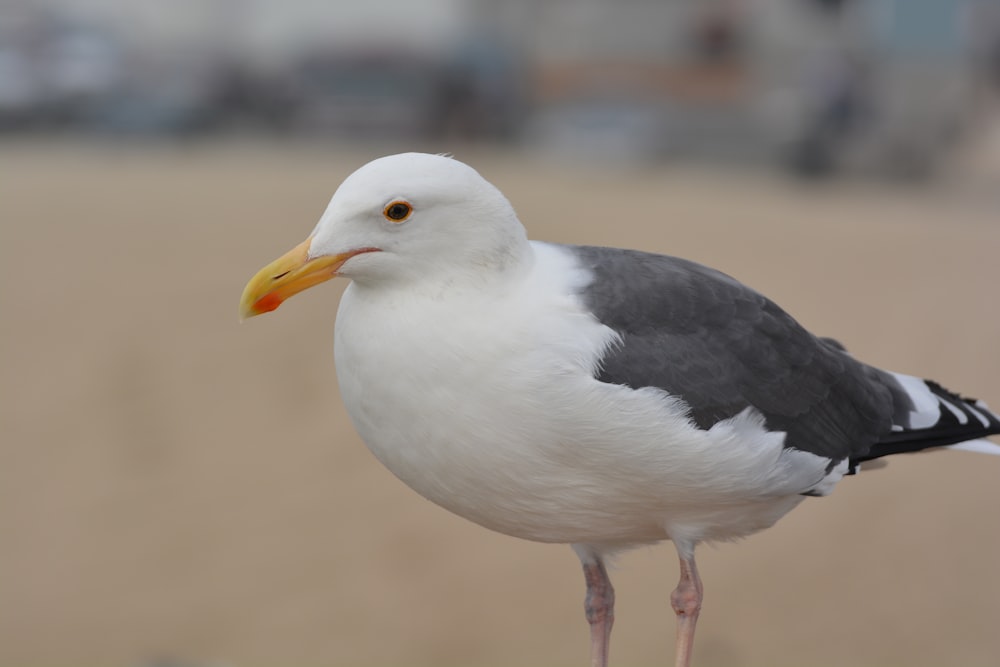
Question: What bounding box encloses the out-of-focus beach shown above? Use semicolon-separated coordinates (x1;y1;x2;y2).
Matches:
2;140;999;667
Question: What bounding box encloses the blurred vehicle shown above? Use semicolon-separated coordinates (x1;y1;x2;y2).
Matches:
286;50;455;140
284;42;525;142
0;46;38;128
41;23;122;121
0;12;124;130
83;55;226;137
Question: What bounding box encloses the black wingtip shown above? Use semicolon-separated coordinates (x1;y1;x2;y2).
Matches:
851;380;1000;469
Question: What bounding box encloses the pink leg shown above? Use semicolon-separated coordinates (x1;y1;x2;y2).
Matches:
581;559;615;667
670;551;704;667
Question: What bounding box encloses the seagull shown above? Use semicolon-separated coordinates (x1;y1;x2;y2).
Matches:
240;153;1000;667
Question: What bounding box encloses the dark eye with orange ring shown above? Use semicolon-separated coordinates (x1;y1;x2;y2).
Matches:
383;201;413;223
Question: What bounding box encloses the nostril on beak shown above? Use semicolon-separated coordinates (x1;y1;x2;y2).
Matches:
272;271;291;281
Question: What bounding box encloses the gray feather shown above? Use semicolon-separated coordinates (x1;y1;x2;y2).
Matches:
569;245;914;462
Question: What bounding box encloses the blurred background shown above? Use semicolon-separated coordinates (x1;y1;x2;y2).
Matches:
2;1;1000;666
2;0;999;172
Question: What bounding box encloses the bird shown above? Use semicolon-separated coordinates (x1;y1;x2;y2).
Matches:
239;152;1000;667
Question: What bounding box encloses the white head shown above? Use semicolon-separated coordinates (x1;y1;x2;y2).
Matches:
240;153;530;317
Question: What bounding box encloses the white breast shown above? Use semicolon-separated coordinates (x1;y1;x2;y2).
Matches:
332;243;823;547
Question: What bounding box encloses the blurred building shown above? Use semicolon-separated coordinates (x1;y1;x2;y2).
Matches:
479;0;989;174
1;0;995;175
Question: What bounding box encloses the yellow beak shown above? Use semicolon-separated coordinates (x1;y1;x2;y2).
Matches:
239;237;378;320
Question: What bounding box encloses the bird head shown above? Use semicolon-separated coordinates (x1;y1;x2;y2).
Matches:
239;152;528;319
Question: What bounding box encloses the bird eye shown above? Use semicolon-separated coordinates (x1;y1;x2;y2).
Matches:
383;201;413;223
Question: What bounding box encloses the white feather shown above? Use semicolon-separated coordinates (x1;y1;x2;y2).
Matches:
890;372;941;429
948;439;1000;456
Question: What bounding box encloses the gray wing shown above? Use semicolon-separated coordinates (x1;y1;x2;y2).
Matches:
569;245;912;462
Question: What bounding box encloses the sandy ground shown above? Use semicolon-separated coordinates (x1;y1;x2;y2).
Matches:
2;141;999;667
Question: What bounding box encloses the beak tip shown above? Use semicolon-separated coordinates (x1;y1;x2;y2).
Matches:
239;237;327;322
238;301;256;322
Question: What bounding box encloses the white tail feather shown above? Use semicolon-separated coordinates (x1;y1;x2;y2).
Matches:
948;439;1000;456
